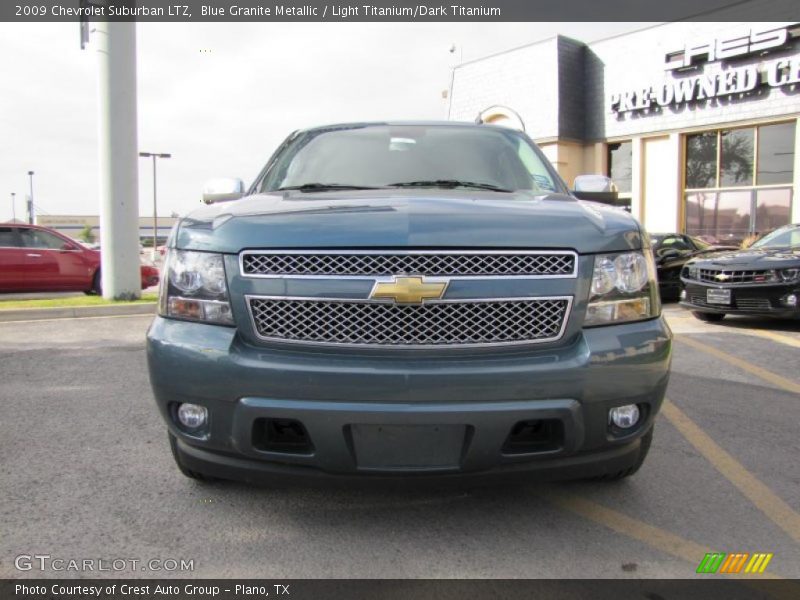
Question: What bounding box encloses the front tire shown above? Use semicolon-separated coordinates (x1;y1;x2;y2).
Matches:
85;270;102;296
692;311;725;322
168;433;214;481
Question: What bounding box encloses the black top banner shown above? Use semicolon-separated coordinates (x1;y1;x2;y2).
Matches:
3;0;798;22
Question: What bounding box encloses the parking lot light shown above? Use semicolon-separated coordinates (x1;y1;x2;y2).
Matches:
177;403;208;430
609;404;640;429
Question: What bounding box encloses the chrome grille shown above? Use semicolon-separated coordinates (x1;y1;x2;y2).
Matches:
735;298;772;311
247;297;571;347
241;251;576;278
690;295;772;312
698;269;772;284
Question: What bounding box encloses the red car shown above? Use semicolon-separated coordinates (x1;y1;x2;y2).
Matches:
0;223;159;294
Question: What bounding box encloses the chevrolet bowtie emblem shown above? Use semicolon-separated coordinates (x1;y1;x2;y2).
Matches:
370;276;449;304
715;273;730;281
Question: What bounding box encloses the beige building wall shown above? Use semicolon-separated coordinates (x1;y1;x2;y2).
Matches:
36;215;178;241
538;140;586;189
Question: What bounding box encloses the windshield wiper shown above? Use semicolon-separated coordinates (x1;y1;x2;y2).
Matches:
388;180;513;192
276;183;384;192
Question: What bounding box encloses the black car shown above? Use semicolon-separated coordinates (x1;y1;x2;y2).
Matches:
680;224;800;321
650;233;737;301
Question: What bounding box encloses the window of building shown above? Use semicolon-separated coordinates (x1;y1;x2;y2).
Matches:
685;132;717;189
719;128;754;187
683;122;795;245
607;141;632;194
757;122;796;185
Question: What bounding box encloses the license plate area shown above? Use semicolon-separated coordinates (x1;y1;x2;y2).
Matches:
348;424;468;471
706;288;731;305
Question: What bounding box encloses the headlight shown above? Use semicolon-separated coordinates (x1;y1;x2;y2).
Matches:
780;268;799;283
585;250;660;327
159;250;234;325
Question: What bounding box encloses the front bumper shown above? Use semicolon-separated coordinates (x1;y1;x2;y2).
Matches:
680;280;800;318
147;316;671;481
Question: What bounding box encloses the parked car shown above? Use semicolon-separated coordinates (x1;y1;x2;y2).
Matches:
0;223;159;294
680;223;800;321
147;121;672;484
650;233;738;301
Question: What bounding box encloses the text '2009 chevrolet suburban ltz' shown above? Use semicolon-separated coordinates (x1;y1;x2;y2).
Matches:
146;122;672;484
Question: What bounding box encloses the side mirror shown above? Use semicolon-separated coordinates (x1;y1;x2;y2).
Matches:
571;174;620;205
61;242;77;251
202;178;245;204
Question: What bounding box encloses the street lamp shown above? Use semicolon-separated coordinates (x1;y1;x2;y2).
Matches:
10;192;15;221
27;171;34;224
138;152;171;258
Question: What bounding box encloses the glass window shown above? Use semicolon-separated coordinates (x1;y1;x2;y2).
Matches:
607;141;632;194
685;133;717;189
0;227;21;247
754;188;792;233
260;124;560;194
685;190;752;245
714;190;752;244
757;122;795;185
720;128;754;187
20;229;66;249
685;191;717;239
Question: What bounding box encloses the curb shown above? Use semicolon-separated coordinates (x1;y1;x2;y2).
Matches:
0;302;157;322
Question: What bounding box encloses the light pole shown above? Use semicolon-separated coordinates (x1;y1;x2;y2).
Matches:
10;192;15;221
27;171;34;224
138;152;171;258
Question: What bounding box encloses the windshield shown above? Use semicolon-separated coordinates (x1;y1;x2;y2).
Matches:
688;236;711;250
259;124;562;194
751;226;800;249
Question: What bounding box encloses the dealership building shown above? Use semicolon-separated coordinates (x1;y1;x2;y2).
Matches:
448;21;800;243
35;214;177;245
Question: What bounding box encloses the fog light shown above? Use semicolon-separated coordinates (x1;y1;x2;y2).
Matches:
783;294;798;308
177;403;208;429
609;404;640;429
679;289;687;301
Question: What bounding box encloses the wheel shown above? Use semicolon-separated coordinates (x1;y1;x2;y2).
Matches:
168;433;214;481
85;270;102;296
692;311;725;322
595;427;653;481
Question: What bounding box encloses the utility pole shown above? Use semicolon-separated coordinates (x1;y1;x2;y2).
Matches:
94;17;141;300
27;171;34;224
139;152;171;259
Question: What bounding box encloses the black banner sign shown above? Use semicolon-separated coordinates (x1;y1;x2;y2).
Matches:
2;0;798;22
4;579;800;600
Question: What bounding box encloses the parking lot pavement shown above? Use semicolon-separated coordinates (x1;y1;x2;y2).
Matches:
1;309;798;579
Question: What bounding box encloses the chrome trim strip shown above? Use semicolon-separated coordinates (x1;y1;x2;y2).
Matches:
238;249;579;280
244;294;574;348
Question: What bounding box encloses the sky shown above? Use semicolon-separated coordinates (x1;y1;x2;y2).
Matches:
0;21;656;222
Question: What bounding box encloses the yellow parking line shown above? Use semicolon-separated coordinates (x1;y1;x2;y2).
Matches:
677;336;800;395
730;328;800;350
662;399;800;545
542;490;786;583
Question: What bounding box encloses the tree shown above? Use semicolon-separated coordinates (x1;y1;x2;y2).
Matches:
78;224;95;244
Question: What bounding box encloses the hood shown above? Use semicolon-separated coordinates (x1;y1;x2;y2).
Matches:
688;247;800;268
174;190;642;254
